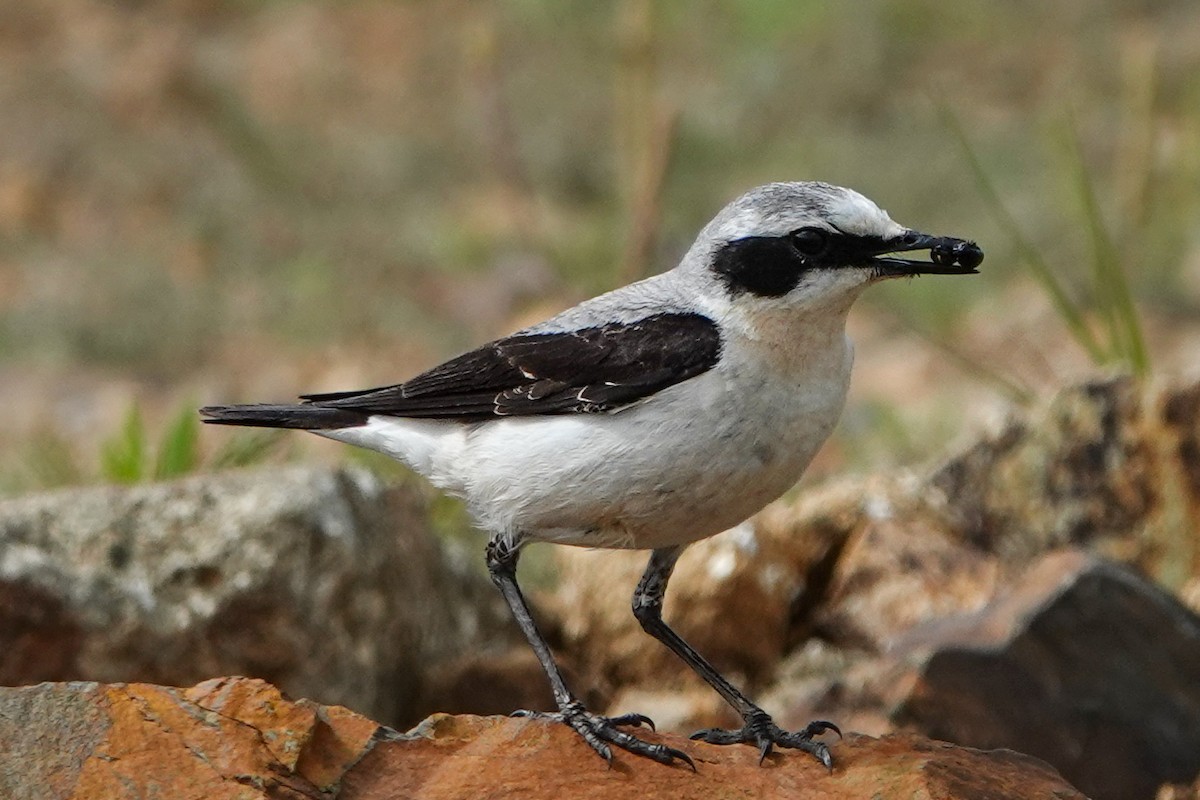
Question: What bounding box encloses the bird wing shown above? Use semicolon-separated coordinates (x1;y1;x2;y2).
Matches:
300;312;721;420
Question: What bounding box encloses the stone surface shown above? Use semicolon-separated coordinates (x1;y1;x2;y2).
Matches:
410;646;559;720
0;677;1086;800
770;551;1200;800
0;677;378;800
930;376;1196;571
811;481;999;651
0;465;509;725
887;550;1200;800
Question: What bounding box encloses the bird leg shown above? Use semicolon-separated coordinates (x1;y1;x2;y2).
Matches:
632;546;840;767
484;537;694;769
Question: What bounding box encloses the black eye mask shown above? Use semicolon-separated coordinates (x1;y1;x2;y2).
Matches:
712;228;982;297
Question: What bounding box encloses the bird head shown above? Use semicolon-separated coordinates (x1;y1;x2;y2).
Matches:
688;181;981;313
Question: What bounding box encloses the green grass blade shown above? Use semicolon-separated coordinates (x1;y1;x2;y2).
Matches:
154;402;201;480
100;404;146;484
938;102;1108;364
1062;113;1150;376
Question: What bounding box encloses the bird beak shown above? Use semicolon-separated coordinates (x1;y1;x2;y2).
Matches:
870;231;983;277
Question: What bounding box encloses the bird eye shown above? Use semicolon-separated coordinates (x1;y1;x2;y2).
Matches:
790;228;829;257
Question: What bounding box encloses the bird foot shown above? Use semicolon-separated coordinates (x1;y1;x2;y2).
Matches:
513;703;695;770
691;712;840;768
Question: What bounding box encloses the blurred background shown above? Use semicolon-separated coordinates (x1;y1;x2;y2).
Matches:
1;0;1199;493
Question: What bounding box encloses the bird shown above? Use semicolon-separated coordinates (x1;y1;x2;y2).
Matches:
201;181;982;770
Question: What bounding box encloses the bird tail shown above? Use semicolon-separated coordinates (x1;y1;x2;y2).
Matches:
199;403;368;430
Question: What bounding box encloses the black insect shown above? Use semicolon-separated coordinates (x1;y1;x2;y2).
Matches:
932;239;983;269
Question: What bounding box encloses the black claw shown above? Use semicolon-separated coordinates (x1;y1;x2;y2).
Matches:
671;748;697;772
690;727;741;745
608;712;656;731
757;739;773;765
804;719;841;739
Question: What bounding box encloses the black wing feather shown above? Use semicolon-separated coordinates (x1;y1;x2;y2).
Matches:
301;312;721;421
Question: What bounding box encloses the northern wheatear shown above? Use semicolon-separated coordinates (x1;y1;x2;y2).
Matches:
203;181;982;769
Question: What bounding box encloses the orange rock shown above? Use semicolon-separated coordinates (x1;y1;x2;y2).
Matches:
348;714;1084;800
294;700;386;789
186;676;319;771
0;677;1085;800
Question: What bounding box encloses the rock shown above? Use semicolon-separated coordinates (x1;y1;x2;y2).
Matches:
367;717;1082;800
811;479;999;650
833;550;1200;800
894;550;1200;800
0;677;1086;800
1153;379;1200;526
0;465;510;726
0;677;378;800
411;646;559;720
929;376;1195;569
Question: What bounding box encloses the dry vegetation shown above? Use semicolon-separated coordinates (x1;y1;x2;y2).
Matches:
1;0;1199;492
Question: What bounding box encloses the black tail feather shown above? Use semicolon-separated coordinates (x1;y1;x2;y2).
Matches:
199;404;368;430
